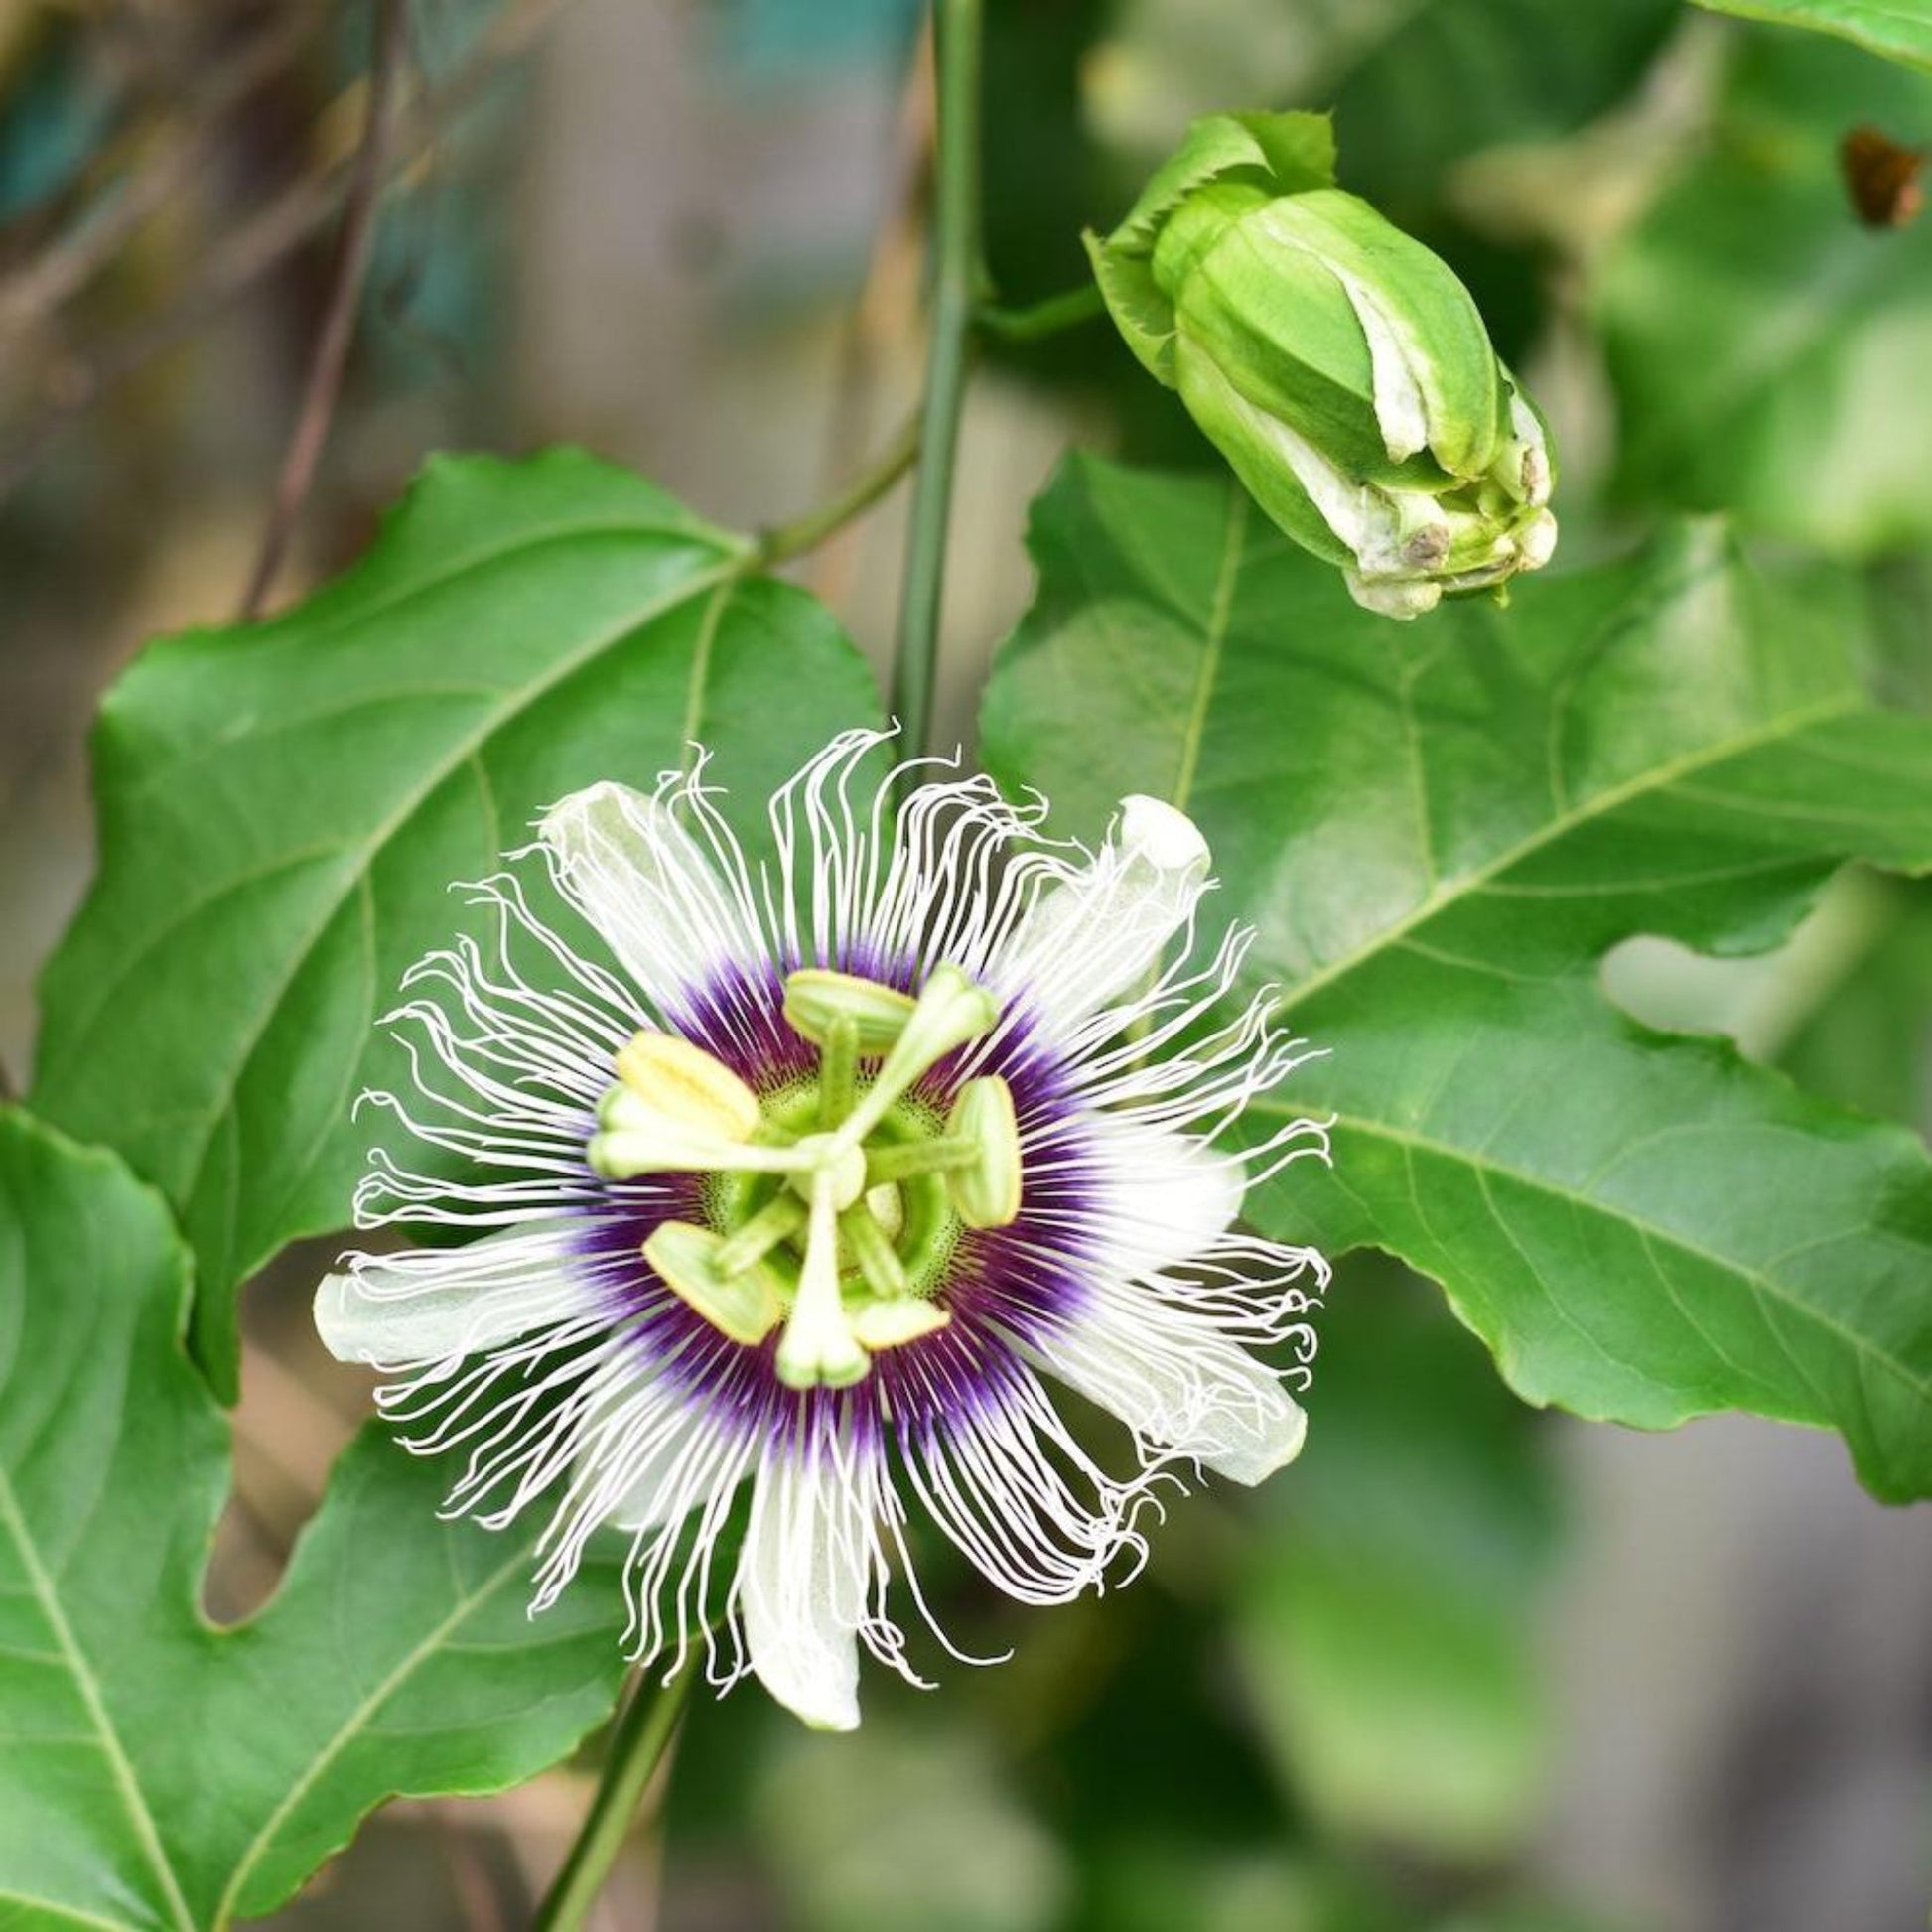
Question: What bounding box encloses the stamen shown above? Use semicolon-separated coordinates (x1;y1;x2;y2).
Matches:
614;1031;761;1140
818;1013;859;1128
945;1076;1023;1229
643;1220;784;1344
864;1136;981;1183
588;1119;812;1182
839;1203;908;1299
850;1296;952;1350
784;969;918;1055
829;964;999;1149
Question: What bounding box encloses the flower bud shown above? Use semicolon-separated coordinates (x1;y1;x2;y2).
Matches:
1087;111;1557;620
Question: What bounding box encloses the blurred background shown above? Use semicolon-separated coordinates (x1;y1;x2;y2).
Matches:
2;3;1930;1928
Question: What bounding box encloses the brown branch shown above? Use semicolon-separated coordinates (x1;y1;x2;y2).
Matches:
237;0;408;621
0;0;578;510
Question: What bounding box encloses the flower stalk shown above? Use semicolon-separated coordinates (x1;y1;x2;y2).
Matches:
533;1666;693;1932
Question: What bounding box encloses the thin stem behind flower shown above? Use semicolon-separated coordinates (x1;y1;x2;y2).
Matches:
532;1667;692;1932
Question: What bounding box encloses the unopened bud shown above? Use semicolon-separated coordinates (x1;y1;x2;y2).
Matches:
1087;110;1557;620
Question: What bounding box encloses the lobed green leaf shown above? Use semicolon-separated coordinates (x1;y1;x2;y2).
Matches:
30;449;883;1398
982;454;1932;1502
0;1109;629;1929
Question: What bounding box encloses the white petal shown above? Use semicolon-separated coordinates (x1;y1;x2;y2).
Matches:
1082;1116;1245;1282
315;1221;595;1367
1042;1291;1307;1485
539;781;761;1017
738;1453;866;1731
997;796;1211;1037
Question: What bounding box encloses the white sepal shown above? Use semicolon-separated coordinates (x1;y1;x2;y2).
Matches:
316;1220;595;1367
739;1452;868;1731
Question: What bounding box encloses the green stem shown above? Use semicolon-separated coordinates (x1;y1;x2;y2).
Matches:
533;1667;693;1932
976;283;1103;343
891;0;983;759
755;408;921;569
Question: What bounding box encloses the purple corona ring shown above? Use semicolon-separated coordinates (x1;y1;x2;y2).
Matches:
314;730;1329;1729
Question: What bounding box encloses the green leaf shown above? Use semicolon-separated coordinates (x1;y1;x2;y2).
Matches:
1100;0;1678;214
1323;0;1680;212
1235;1268;1556;1862
1691;0;1932;69
1600;31;1932;555
30;449;883;1397
981;455;1932;1502
0;1107;629;1927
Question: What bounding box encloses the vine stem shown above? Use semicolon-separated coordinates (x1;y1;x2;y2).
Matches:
890;0;983;759
238;0;407;621
976;283;1103;343
756;407;921;569
532;1667;693;1931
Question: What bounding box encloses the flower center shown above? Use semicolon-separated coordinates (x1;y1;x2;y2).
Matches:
585;965;1022;1389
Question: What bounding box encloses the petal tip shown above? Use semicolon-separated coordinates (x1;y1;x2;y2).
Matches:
1209;1395;1308;1485
313;1271;369;1365
1117;794;1209;873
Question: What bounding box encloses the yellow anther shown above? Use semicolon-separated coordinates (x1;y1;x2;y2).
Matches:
850;1298;952;1350
614;1032;760;1142
643;1221;784;1345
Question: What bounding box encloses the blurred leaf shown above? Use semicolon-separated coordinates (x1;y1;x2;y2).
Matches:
0;1107;627;1929
1098;0;1678;214
1600;31;1932;554
1690;0;1932;69
31;450;882;1398
1324;0;1682;216
1086;1847;1408;1932
982;456;1932;1502
753;1725;1069;1932
1778;875;1932;1130
1235;1270;1556;1862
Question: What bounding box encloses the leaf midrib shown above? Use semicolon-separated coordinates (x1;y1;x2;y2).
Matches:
214;1546;531;1926
1253;1099;1932;1410
1272;692;1860;1018
0;1467;194;1932
160;553;744;1225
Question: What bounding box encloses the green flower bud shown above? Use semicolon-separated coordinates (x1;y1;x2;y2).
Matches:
1086;110;1557;620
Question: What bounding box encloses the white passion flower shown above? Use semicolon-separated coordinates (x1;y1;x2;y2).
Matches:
314;730;1329;1731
